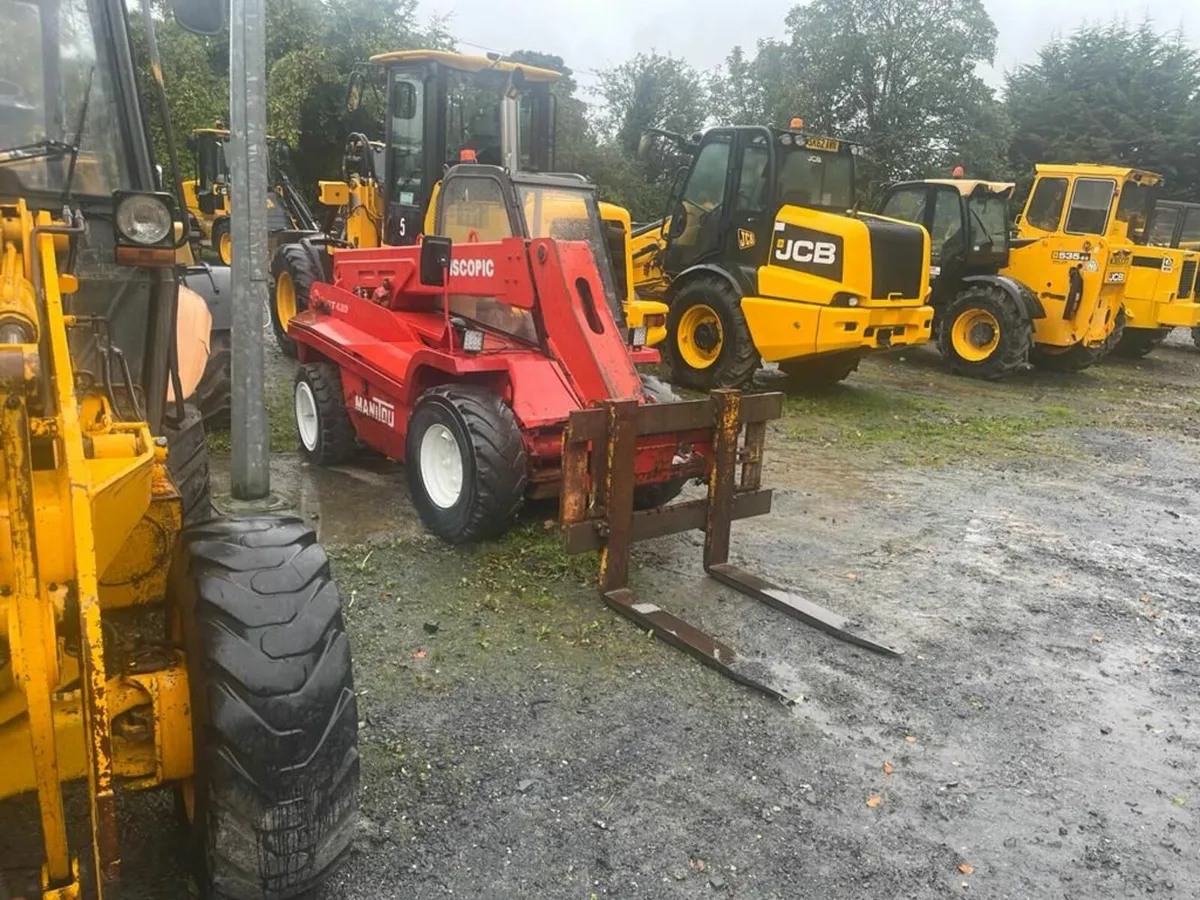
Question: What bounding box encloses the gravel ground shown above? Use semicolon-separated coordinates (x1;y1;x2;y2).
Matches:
4;331;1200;899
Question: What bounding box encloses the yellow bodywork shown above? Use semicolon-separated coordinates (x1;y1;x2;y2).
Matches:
0;201;193;899
1009;164;1186;347
1118;245;1200;330
633;205;934;365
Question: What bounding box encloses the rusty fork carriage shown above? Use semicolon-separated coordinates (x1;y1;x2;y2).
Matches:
560;389;901;702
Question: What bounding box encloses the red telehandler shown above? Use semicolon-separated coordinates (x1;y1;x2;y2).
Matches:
286;163;900;700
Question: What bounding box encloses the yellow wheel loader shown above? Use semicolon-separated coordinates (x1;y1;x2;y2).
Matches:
0;0;358;896
632;122;934;390
878;165;1199;378
182;128;320;266
268;50;667;358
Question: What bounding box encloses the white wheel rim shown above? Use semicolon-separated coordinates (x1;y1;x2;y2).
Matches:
419;423;464;509
295;381;320;451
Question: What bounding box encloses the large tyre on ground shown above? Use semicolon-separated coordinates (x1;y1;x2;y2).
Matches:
195;329;232;430
269;244;322;358
633;374;685;510
1114;325;1172;359
163;403;215;526
294;362;355;465
937;283;1032;380
1029;340;1108;373
778;351;861;389
170;516;359;900
212;218;232;266
665;275;760;390
1192;326;1200;349
406;385;527;543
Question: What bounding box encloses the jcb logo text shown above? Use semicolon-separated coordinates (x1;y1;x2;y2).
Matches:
775;239;838;265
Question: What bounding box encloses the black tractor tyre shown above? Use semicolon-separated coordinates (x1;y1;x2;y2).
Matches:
171;516;359;900
195;329;232;431
1029;335;1112;372
937;283;1032;380
778;351;861;389
269;244;321;359
632;374;685;510
406;385;528;544
294;362;356;466
163;403;215;526
666;275;760;390
211;218;232;266
1113;325;1172;359
1192;326;1200;349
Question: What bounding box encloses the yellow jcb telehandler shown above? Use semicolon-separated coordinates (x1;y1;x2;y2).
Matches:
267;50;668;359
0;0;358;896
878;165;1199;377
632;121;934;389
1144;198;1200;350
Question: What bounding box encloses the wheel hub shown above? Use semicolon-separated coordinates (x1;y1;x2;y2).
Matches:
419;423;464;509
968;320;996;347
694;322;720;352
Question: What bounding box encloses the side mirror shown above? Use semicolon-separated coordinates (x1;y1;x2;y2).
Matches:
636;133;653;161
167;0;225;34
154;164;164;190
667;205;687;238
420;235;452;287
505;67;527;100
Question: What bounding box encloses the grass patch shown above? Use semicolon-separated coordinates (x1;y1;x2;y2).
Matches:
203;370;297;455
779;385;1079;463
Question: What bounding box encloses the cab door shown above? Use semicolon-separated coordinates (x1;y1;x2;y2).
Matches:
663;130;734;276
718;128;774;279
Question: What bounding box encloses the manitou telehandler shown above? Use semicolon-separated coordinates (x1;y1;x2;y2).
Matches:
268;50;667;359
0;0;358;897
878;165;1199;377
286;161;901;702
632;121;934;390
182;127;319;265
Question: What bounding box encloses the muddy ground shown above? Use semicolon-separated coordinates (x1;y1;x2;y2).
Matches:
7;333;1200;898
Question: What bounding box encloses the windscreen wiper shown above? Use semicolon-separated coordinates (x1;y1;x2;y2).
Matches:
0;138;78;166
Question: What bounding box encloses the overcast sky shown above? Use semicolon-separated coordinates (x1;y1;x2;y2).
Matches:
417;0;1200;97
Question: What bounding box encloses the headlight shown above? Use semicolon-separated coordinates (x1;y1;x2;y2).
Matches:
116;193;173;245
0;320;34;344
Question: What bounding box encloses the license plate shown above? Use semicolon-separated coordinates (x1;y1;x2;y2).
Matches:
805;136;840;152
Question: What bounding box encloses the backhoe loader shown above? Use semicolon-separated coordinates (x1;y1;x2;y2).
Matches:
182;127;319;265
878;165;1199;377
0;0;358;897
632;122;934;389
268;50;667;358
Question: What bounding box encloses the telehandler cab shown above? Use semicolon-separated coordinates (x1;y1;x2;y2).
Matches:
268;50;667;360
287;162;900;701
0;0;358;897
1146;199;1200;349
878;165;1197;376
182;127;319;265
632;121;934;390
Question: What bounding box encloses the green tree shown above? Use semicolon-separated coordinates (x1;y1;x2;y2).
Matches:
1005;21;1200;198
720;0;1006;197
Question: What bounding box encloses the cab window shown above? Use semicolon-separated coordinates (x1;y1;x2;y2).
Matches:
1180;208;1200;251
1115;180;1156;243
880;186;928;225
389;72;424;204
437;174;513;243
929;188;964;261
1147;207;1179;247
1064;178;1116;235
1024;177;1068;232
682;135;732;209
734;135;769;213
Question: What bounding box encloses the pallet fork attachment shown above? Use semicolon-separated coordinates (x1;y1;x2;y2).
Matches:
560;389;901;702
